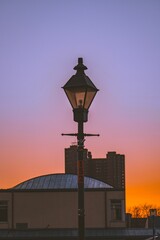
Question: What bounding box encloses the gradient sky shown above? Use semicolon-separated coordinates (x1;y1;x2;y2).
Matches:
0;0;160;209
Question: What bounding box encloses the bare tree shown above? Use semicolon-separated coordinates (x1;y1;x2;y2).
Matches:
127;204;160;218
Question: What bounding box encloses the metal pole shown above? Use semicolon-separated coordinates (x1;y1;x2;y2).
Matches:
77;121;85;240
153;215;155;240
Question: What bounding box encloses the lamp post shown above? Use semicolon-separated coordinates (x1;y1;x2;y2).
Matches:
62;58;99;240
150;209;157;240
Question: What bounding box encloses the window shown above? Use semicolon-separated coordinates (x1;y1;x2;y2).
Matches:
0;201;8;222
111;200;122;221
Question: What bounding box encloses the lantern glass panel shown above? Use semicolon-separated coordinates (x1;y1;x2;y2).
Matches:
65;89;86;109
84;90;97;109
65;87;97;110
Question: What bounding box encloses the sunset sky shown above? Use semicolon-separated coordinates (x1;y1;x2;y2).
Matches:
0;0;160;209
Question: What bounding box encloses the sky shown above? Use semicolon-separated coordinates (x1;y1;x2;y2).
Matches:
0;0;160;209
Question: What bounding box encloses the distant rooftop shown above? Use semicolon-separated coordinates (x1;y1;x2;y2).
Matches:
13;173;113;190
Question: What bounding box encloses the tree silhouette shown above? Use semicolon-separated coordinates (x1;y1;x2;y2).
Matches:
127;204;160;218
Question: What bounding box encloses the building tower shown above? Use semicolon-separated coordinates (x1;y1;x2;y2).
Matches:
65;146;125;189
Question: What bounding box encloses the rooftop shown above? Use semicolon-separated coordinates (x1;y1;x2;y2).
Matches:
13;173;113;190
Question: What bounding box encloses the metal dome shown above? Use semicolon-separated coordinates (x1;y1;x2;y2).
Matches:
13;174;113;190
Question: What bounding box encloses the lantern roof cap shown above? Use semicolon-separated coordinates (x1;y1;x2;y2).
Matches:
73;57;87;71
62;58;99;91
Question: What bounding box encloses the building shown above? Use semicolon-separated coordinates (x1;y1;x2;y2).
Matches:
1;174;159;240
0;173;126;230
65;146;125;189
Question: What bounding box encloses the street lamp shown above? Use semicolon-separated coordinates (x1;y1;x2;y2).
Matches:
62;58;99;240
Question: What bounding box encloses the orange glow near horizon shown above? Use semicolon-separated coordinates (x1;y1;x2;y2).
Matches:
1;134;160;210
1;167;160;210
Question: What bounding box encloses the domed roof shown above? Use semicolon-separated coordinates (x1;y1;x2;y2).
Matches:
13;173;113;190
